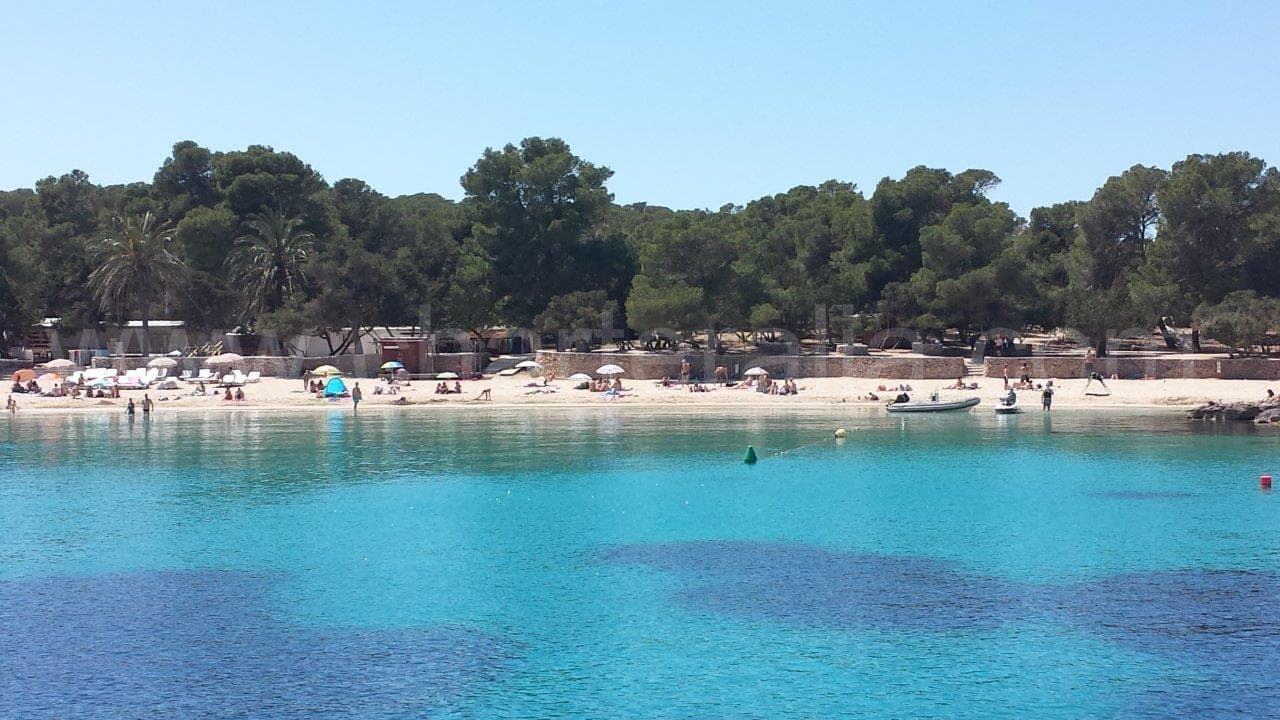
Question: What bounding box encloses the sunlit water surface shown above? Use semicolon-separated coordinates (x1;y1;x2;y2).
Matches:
2;408;1278;718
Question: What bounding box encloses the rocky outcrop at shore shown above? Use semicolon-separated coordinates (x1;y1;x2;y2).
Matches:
1189;395;1280;423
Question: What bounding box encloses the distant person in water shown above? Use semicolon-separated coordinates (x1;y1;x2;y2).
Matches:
126;398;136;415
352;382;362;412
6;395;16;414
1041;381;1054;411
141;394;153;414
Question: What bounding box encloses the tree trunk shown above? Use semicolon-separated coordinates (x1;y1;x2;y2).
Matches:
1094;335;1108;358
141;305;151;357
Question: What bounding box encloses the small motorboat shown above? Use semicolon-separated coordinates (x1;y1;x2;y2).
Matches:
886;393;980;413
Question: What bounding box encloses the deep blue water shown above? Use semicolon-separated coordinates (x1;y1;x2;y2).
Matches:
1;408;1278;718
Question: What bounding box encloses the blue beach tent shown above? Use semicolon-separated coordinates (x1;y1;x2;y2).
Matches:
324;377;348;397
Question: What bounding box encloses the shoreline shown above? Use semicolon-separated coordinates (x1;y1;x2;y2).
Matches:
7;375;1276;419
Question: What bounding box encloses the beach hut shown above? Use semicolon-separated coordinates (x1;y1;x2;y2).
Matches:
323;377;348;397
596;364;625;377
11;368;36;383
312;365;343;377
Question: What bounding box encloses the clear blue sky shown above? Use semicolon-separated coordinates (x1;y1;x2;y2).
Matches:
3;1;1277;215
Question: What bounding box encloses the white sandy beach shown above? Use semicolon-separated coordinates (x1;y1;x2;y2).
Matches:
6;374;1277;416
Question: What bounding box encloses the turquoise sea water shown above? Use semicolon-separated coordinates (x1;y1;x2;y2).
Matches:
2;408;1278;719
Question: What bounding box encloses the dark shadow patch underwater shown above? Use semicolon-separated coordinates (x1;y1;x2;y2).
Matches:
601;540;1280;717
0;569;516;719
600;540;1038;631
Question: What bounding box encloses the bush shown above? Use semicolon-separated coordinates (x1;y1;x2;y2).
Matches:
1193;291;1280;356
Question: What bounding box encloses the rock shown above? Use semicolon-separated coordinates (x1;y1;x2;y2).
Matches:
1190;394;1280;422
1255;407;1280;424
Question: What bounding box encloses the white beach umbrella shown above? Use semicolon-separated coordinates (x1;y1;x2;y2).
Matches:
436;372;459;380
596;364;625;376
42;358;75;371
567;373;593;381
743;366;769;377
147;356;178;368
204;352;245;367
514;360;542;369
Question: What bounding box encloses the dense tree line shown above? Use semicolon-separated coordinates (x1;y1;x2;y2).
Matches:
2;138;1278;355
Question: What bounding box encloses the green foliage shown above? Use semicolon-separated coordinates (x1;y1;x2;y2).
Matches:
1154;153;1280;313
461;137;616;326
87;212;188;353
6;140;1280;355
624;275;704;333
1193;291;1280;356
534;290;618;334
229;208;316;316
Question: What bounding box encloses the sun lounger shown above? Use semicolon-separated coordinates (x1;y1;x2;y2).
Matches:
245;371;261;383
179;370;193;381
497;368;521;376
192;369;214;382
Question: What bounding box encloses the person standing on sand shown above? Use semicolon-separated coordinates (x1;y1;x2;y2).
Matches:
680;359;691;385
352;382;362;413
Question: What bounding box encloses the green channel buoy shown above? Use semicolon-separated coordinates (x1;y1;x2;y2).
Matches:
744;445;758;464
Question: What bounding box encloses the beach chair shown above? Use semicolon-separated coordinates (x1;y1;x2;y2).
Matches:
104;368;118;379
179;370;193;381
195;369;213;382
245;371;261;383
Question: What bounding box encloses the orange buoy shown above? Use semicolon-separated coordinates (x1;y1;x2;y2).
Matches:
1262;474;1273;490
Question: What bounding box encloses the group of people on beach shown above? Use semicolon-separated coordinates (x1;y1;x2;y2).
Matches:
587;378;625;393
434;381;464;395
12;378;121;399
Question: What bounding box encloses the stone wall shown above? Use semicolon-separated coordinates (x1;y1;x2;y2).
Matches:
1;359;34;376
90;353;487;378
534;351;964;380
984;356;1280;381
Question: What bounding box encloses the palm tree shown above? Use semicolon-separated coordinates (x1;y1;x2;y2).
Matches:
228;208;316;315
88;212;187;355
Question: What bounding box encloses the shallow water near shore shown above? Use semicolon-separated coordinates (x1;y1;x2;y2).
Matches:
2;408;1278;718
